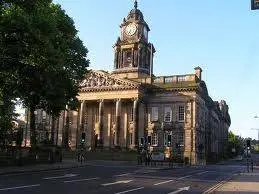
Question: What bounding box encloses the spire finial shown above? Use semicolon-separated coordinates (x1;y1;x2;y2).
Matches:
134;0;138;9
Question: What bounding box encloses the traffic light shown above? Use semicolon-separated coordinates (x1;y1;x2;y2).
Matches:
168;135;172;146
246;139;251;149
140;137;144;146
147;136;151;145
81;132;86;143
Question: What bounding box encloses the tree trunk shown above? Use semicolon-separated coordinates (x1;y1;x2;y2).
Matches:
64;115;69;149
55;118;59;146
51;116;55;145
29;106;36;147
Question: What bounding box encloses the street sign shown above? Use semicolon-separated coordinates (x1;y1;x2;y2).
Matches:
251;0;259;10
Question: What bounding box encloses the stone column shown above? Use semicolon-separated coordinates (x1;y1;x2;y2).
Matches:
133;98;139;148
131;47;134;67
184;100;194;165
77;100;85;148
137;46;141;68
79;100;85;131
99;100;104;146
115;99;121;146
114;50;118;69
120;50;123;68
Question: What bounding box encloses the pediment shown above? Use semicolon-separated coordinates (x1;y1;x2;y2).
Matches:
79;70;140;92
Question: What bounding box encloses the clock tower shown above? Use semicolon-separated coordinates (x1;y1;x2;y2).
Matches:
112;0;155;79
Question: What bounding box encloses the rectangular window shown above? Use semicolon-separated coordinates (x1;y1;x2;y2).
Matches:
111;107;116;123
179;133;184;146
42;111;46;119
164;133;172;146
151;133;158;146
178;105;185;122
94;108;99;122
130;107;134;122
151;107;159;121
164;106;172;122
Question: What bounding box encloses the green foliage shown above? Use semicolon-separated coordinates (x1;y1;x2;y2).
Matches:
227;131;244;158
0;92;16;141
0;0;89;146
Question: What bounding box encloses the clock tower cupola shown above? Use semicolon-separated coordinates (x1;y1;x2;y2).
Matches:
112;0;155;79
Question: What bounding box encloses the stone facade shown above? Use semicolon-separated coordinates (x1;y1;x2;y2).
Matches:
25;1;231;165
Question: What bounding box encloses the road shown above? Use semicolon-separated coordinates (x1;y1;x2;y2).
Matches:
0;161;245;194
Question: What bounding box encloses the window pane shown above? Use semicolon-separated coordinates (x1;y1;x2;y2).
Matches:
151;107;159;121
178;105;185;121
130;107;133;122
151;133;158;146
164;106;172;122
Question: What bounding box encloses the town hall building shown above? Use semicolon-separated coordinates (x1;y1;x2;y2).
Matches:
29;1;231;165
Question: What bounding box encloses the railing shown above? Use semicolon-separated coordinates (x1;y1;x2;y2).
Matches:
137;154;184;168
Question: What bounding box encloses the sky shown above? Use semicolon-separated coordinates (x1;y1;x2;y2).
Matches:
50;0;259;139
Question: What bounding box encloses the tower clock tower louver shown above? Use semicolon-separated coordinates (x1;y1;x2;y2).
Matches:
112;0;155;79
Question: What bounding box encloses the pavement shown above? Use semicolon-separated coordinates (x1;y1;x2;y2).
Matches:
212;166;259;194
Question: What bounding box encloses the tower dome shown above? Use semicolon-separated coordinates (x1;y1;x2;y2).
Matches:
127;0;144;21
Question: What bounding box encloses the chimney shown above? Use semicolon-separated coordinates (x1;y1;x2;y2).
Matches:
194;66;202;80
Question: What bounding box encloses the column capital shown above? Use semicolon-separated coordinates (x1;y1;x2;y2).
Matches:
114;98;121;102
131;98;139;102
79;100;85;103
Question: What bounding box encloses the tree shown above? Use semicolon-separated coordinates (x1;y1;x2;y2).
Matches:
227;131;244;158
0;0;89;147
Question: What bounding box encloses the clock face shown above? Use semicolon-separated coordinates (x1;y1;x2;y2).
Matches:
125;24;137;36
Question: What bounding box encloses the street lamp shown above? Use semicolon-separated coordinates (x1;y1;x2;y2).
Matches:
251;115;259;141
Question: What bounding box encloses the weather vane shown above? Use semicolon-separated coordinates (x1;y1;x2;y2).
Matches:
134;0;138;9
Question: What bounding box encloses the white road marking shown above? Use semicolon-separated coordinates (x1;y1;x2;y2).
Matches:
196;171;209;175
64;177;99;183
168;186;190;194
0;184;40;191
203;179;226;194
178;174;193;180
101;180;132;186
43;173;78;180
115;187;144;194
114;173;131;177
154;179;174;186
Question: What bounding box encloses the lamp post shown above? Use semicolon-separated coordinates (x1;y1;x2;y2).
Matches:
251;116;259;141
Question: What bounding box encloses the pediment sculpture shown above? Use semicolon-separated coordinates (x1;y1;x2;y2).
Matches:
79;71;139;91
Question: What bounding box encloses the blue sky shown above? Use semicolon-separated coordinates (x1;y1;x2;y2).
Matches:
53;0;259;139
